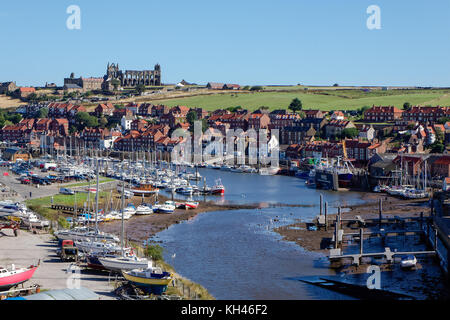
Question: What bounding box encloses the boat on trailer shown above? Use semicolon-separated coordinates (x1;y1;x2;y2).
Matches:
122;267;173;295
0;263;39;291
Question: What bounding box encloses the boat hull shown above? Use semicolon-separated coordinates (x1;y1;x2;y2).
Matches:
0;266;38;291
98;257;150;272
122;271;172;295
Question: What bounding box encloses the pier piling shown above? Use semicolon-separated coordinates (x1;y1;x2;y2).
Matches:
319;194;323;216
325;202;328;231
379;199;383;229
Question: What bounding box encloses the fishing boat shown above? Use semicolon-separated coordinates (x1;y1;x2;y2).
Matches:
184;201;199;209
211;179;225;195
0;263;39;291
121;266;173;295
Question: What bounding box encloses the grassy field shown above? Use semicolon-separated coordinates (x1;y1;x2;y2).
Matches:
147;88;450;111
0;95;22;109
65;177;115;188
26;191;109;208
25;191;111;221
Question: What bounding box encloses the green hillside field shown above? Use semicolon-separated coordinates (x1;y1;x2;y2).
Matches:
148;88;450;112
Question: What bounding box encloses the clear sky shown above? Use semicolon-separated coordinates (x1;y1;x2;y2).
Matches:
1;0;449;87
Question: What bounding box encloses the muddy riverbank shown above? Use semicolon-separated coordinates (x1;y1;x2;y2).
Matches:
274;193;431;254
99;194;260;242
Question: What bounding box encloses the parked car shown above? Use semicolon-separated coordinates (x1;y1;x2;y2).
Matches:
60;188;75;195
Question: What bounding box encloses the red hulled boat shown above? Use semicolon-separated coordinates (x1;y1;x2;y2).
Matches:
0;264;39;291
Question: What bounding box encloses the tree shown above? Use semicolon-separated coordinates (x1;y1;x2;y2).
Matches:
403;102;411;110
186;110;198;125
358;106;371;115
145;245;164;261
438;117;450;124
38;107;49;118
288;98;303;113
75;112;98;128
333;83;339;87
430;142;444;153
435;127;444;143
27;93;38;102
99;116;108;128
5;113;22;124
341;128;359;139
250;86;263;91
69;125;77;135
135;84;146;95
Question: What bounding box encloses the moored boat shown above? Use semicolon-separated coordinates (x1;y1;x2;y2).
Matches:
129;184;159;197
135;205;153;215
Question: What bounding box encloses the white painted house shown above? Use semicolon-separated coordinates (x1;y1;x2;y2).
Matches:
121;115;134;131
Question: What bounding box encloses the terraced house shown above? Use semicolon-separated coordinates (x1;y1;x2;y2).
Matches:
363;106;403;122
402;106;450;123
268;111;301;130
325;119;356;137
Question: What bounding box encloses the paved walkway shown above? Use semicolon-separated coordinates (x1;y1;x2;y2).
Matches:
0;229;116;299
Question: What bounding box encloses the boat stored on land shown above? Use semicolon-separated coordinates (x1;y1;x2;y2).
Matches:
0;264;39;291
121;267;173;295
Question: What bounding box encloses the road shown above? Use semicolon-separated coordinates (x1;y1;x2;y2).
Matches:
0;168;61;201
0;168;119;202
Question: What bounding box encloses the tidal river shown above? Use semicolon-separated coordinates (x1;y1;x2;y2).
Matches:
150;169;366;299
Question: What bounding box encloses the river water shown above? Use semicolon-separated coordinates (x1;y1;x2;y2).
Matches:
148;168;449;299
150;168;368;299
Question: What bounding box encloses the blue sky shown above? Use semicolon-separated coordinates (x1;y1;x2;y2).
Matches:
1;0;449;87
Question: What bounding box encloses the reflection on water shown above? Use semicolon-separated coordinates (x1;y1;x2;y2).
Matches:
151;207;352;300
151;169;367;299
162;168;365;207
151;169;448;299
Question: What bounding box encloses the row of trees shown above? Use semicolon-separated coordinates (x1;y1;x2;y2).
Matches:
0;111;22;128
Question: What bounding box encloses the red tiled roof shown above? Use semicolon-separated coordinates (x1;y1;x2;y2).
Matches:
20;87;35;93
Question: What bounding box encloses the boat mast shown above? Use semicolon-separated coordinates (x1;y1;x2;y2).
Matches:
95;157;99;235
121;176;125;255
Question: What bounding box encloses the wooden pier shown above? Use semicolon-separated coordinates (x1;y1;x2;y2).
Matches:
51;204;85;214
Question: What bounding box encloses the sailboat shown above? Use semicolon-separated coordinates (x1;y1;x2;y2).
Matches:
0;263;39;291
121;266;173;295
98;179;152;272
